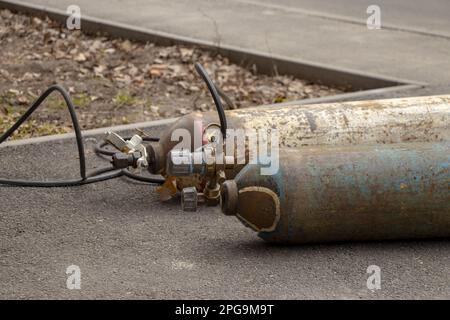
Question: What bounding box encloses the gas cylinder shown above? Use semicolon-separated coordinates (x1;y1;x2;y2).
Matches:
148;94;450;177
220;141;450;243
149;94;450;206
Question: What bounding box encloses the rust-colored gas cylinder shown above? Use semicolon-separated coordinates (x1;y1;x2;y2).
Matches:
221;141;450;244
147;95;450;178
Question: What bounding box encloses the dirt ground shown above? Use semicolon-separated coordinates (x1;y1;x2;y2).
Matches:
0;9;345;139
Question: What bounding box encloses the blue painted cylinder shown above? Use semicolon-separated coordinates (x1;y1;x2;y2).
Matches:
221;141;450;243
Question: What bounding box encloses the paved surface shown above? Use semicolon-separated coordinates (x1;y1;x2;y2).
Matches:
0;0;449;299
1;128;449;299
9;0;450;91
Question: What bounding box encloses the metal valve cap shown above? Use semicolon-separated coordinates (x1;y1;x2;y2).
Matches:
181;187;198;212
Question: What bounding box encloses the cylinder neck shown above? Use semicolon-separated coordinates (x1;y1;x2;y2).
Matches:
221;180;238;216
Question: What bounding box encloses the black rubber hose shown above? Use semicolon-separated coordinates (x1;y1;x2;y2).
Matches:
194;63;227;138
122;170;165;184
93;137;165;184
1;61;232;188
0;84;164;187
0;84;87;179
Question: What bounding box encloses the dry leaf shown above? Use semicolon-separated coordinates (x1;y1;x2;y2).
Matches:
120;40;133;52
94;65;106;77
17;96;29;104
74;53;87;62
147;64;167;77
8;89;20;95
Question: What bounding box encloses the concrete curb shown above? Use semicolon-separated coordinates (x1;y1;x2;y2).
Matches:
0;117;177;147
263;83;424;108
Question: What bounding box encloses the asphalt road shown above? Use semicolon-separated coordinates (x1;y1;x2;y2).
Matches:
0;0;449;299
0;125;449;299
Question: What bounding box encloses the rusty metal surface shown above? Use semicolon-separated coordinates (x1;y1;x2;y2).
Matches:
229;95;450;148
151;95;450;176
229;141;450;244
